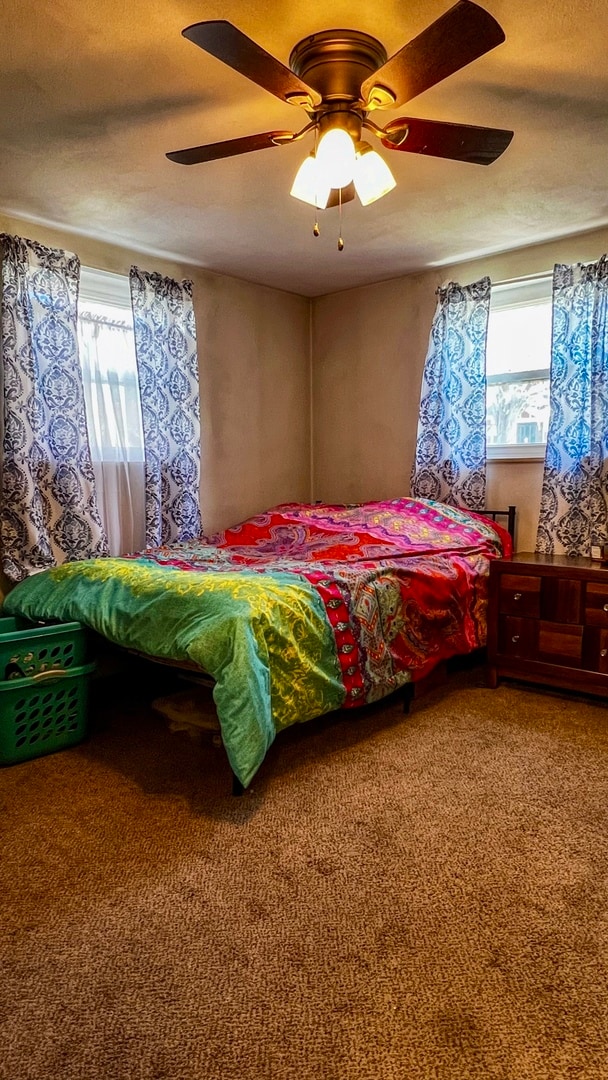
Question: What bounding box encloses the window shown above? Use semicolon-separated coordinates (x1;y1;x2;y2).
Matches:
78;267;144;461
486;275;552;461
77;267;146;554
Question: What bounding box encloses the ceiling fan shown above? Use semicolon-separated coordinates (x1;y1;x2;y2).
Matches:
167;0;513;214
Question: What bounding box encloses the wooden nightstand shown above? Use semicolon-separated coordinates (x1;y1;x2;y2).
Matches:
487;552;608;698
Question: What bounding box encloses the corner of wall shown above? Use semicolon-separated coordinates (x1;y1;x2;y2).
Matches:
309;297;314;504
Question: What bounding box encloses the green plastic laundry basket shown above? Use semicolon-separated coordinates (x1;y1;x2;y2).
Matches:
0;616;87;681
0;662;96;765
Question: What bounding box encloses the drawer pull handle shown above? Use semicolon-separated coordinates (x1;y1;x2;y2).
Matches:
513;592;522;601
511;634;520;644
601;649;608;658
603;604;608;613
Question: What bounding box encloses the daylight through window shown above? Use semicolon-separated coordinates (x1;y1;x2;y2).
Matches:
77;267;146;555
486;275;552;460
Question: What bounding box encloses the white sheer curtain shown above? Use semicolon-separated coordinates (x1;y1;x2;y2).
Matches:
78;268;146;555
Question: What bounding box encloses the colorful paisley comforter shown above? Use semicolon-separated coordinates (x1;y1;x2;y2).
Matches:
4;498;511;787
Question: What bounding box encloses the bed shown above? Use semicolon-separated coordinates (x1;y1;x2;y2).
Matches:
3;497;513;788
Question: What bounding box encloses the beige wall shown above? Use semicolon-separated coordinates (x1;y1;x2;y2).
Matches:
0;213;312;546
312;225;608;552
2;211;608;592
312;271;441;506
197;274;311;535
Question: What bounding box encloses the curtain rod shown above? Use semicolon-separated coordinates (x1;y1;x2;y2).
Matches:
79;309;131;331
490;270;552;288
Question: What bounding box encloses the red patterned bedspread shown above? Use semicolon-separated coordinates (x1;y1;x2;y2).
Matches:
145;497;512;704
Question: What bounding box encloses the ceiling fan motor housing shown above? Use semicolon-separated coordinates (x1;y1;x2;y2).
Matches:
289;30;387;106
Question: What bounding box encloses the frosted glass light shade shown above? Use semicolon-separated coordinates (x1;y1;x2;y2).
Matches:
353;144;396;206
290;154;331;208
316;128;356;190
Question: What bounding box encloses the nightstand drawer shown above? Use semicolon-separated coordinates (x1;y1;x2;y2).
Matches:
498;616;583;665
498;615;537;657
584;582;608;627
498;574;541;617
537;621;583;666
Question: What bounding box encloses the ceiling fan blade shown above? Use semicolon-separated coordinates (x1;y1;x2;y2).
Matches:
167;130;294;165
182;20;322;108
361;0;505;109
380;116;513;165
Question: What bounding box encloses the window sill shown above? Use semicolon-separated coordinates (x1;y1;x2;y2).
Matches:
487;443;546;463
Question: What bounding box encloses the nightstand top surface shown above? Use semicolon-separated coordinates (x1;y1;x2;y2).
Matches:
495;552;608;572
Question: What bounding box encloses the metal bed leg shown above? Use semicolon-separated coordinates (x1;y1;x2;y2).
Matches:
232;773;245;797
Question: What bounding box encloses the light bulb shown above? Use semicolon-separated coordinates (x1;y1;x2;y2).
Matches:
316;128;356;190
290;154;331;209
353;143;396;206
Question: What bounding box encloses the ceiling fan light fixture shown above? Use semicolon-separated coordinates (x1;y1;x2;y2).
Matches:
353;142;396;206
290;153;331;209
315;127;357;190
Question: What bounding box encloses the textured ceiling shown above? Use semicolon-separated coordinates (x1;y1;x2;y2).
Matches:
2;0;607;296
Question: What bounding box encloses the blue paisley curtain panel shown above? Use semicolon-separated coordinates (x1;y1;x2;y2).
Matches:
536;255;608;556
129;267;202;547
410;277;490;511
0;234;108;581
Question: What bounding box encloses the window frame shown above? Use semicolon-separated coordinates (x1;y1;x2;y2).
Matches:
486;274;552;463
79;265;133;311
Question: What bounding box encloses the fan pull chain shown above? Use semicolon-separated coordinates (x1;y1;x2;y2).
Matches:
337;188;344;251
312;128;321;237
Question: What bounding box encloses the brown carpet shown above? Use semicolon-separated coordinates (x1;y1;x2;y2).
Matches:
1;660;608;1080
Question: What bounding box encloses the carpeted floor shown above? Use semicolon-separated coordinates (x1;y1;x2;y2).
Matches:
1;659;608;1080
